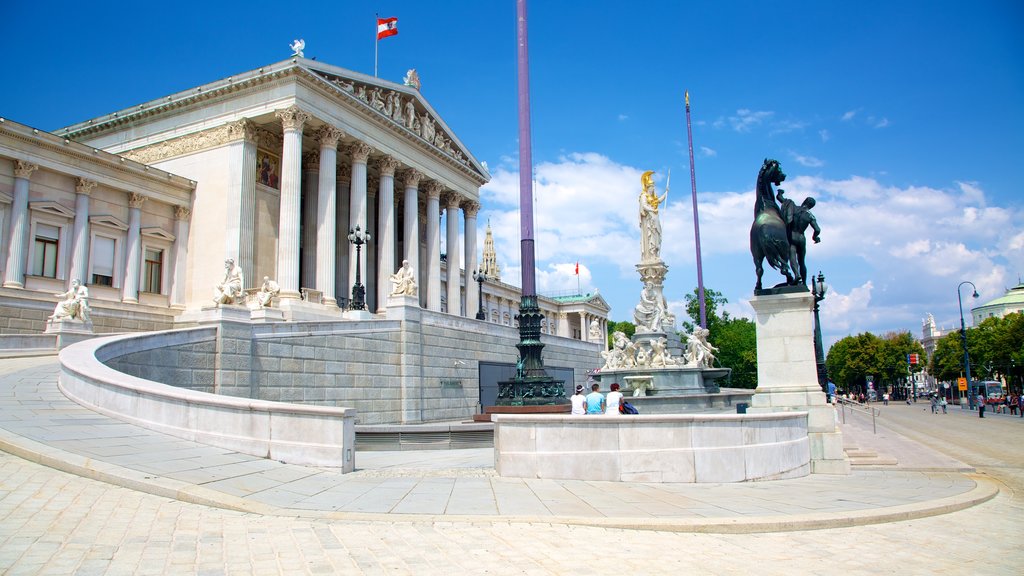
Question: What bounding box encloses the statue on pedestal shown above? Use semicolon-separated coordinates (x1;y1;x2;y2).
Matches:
388;260;418;297
255;276;280;308
776;189;821;285
212;258;244;305
750;159;822;290
638;170;668;262
588;318;602;341
49;279;90;322
685;327;719;368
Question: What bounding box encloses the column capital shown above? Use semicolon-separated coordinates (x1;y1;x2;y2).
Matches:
348;142;373;163
14;160;38;179
275;105;310;131
175;205;191;221
75;178;97;196
425;181;444;200
336;162;352;183
128;192;147;209
316;125;344;148
443;191;462;210
462;200;481;217
402;168;423;189
226;119;258;143
302;151;320;171
375;155;400;177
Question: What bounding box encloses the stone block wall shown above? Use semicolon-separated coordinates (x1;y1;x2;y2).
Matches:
105;339;218;393
0;290;177;335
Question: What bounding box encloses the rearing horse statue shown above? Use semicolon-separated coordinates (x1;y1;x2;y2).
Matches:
750;159;795;290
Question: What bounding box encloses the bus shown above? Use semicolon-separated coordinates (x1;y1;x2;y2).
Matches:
969;380;1004;401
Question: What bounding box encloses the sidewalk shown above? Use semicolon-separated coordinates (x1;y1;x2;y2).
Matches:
0;355;996;533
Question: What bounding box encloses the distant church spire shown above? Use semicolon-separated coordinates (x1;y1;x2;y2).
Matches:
481;220;501;281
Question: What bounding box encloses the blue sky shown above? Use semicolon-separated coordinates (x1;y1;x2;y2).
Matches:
4;1;1023;349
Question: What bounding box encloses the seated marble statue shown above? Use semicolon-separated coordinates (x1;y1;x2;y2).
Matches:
685;327;719;368
255;276;280;308
633;281;664;333
388;260;417;297
50;279;90;322
212;258;244;305
588;318;602;341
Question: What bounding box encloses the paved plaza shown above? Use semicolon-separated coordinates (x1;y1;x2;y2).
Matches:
1;355;1022;574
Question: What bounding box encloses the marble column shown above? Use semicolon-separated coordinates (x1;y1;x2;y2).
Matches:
579;313;587;341
558;312;570;338
375;156;400;312
462;202;480;322
169;206;191;307
335;163;351;304
366;176;378;312
3;161;38;288
424;181;443;312
316;126;343;307
401;169;422;303
444;192;462;316
300;152;319;292
347;143;372;301
69;178;96;285
275;105;310;299
122;193;145;303
230;119;258;286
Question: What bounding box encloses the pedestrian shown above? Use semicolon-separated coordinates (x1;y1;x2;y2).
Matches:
883;392;889;406
606;383;624;415
940;396;948;414
1010;394;1018;416
977;393;986;418
1018;394;1024;417
930;395;938;414
585;383;605;415
570;384;587;415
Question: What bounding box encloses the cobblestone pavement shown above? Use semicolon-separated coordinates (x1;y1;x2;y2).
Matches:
0;356;1021;574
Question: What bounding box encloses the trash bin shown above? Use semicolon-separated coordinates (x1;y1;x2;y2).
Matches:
736;402;748;414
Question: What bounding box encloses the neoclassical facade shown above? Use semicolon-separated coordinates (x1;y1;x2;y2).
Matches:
1;57;610;341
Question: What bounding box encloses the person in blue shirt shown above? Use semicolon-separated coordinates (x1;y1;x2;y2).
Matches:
826;380;836;402
585;383;605;415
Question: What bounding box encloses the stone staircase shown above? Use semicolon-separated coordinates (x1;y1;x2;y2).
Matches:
843;446;898;467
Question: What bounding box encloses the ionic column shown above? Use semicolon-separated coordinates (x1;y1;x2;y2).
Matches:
462;200;480;321
3;161;38;288
316;126;343;307
375;156;400;312
122;192;146;303
275;105;310;299
69;178;96;285
170;206;191;307
401;169;423;305
444;192;462;316
300;151;319;291
348;143;372;298
424;181;443;312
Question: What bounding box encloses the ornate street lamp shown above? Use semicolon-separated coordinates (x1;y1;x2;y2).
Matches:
811;271;828;393
957;281;979;409
473;269;486;320
348;225;371;311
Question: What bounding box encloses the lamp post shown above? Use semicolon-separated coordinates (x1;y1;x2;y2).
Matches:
957;280;979;409
473;269;486;320
348;225;371;311
811;271;828;393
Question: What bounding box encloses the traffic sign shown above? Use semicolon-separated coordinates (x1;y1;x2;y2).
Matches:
957;377;967;391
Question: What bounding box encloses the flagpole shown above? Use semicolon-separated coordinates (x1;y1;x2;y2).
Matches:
374;13;379;77
686;90;707;329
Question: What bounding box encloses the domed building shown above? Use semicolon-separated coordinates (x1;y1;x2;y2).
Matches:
972;281;1024;325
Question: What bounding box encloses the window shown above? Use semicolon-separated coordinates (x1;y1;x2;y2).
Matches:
90;236;116;286
142;247;163;293
32;223;59;278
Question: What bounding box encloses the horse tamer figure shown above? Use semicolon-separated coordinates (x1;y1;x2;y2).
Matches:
750;158;820;291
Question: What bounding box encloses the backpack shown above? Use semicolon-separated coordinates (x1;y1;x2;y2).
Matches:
620;402;639;415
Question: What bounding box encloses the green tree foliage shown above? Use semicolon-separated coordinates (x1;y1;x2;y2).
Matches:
825;331;925;393
606;320;635;348
681;287;758;389
930;312;1024;390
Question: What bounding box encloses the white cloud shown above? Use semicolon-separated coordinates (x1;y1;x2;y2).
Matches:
873;117;890;128
841;110;857;121
791;152;824;168
617;114;628;121
700;146;716;157
724;109;773;132
819;129;830;142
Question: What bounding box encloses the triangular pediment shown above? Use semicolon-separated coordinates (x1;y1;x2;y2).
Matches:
141;227;176;242
303;62;489;182
29;201;75;219
89;214;128;230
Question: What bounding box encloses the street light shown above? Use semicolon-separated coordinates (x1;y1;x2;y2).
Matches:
472;269;486;320
811;271;828;393
348;225;371;311
957;280;979;409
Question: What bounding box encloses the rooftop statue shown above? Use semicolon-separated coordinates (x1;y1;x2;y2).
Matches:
290;39;305;58
750;158;798;291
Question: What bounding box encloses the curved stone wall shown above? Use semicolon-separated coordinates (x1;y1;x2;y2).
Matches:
58;328;356;470
493;412;810;483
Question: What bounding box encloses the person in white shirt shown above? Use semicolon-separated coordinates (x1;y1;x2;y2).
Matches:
570;385;586;415
606;383;624;415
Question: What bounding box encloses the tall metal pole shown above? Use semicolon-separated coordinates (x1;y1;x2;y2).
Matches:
685;91;707;329
516;0;536;298
958;280;978;409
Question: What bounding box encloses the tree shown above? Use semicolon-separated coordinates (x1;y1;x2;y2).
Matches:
606;320;635;349
680;287;758;389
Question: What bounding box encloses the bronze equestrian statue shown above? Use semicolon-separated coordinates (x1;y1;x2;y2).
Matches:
750;158;819;291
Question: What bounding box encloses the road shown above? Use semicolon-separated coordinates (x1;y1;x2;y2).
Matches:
0;399;1021;575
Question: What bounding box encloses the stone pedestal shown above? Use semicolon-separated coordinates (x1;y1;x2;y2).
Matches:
748;291;850;475
44;318;94;335
385;294;420;321
250;308;285;323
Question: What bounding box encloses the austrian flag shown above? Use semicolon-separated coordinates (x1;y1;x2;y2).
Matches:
377;17;398;40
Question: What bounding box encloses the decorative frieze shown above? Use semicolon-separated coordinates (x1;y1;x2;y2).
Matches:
122;120;258;164
14;160;38;179
256;128;282;152
75;178;97;196
275;106;310;131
